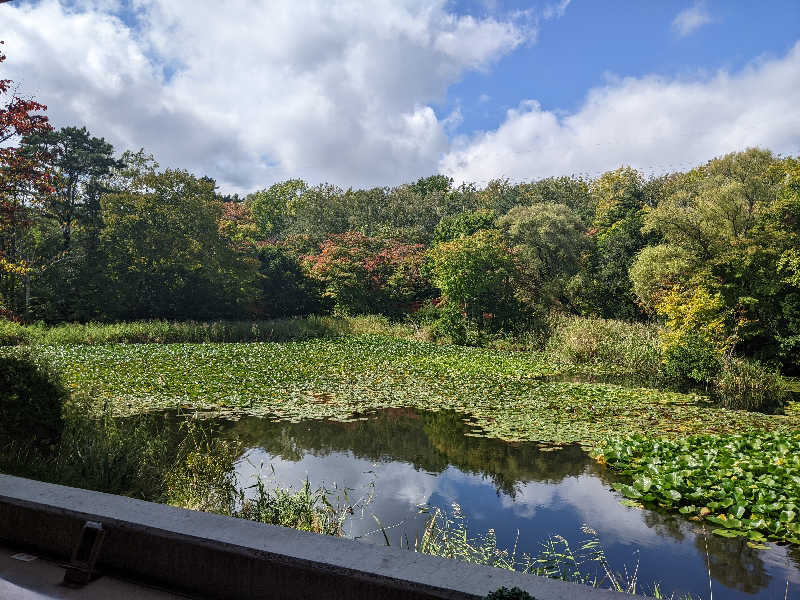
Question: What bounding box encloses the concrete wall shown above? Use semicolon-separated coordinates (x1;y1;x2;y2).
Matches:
0;475;628;599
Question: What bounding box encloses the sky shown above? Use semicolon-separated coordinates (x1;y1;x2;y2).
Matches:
2;0;799;193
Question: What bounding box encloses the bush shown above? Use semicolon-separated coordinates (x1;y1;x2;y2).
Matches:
660;331;721;385
0;319;31;345
0;348;66;446
713;357;788;412
545;314;661;379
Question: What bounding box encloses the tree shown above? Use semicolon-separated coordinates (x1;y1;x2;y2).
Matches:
255;245;321;318
629;244;696;313
427;229;523;341
514;176;593;224
574;167;658;319
431;209;496;245
497;203;586;308
248;179;307;240
22;127;119;252
0;40;52;317
303;232;429;315
640;149;797;370
102;168;257;320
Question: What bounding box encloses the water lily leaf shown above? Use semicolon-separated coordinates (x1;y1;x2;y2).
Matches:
712;528;745;538
780;510;796;523
620;499;644;508
611;483;642;499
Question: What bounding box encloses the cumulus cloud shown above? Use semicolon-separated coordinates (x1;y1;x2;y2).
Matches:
1;0;531;191
672;1;713;37
441;42;800;184
3;1;797;193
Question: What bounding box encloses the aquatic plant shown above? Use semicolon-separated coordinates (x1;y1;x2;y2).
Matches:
22;337;798;445
416;504;695;599
596;432;800;545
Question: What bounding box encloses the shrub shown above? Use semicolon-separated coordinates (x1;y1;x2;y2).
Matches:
0;348;66;446
656;286;733;385
0;319;30;345
713;357;788;412
660;331;721;385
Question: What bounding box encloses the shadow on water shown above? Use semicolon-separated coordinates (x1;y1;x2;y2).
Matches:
131;408;797;600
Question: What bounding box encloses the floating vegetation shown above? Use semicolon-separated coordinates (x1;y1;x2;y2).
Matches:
24;335;800;445
595;432;800;545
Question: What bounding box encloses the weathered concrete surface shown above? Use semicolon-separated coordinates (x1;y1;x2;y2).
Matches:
0;475;629;599
0;543;192;599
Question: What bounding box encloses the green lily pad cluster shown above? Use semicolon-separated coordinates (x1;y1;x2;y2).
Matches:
11;335;798;446
595;432;800;545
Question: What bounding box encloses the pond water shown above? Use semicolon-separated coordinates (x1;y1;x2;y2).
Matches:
208;408;798;600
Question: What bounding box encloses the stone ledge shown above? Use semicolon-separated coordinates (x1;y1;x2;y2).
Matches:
0;475;626;599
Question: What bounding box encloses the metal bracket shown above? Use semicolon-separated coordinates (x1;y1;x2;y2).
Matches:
62;520;106;587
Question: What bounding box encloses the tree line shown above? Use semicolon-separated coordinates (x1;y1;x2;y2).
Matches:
2;42;799;377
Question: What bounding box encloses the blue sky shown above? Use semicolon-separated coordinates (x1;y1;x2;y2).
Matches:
3;0;800;191
443;0;800;135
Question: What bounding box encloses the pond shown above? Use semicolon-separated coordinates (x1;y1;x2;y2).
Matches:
205;408;798;599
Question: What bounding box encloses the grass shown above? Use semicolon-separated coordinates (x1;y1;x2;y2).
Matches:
545;314;662;380
415;504;696;599
0;315;426;346
18;335;799;445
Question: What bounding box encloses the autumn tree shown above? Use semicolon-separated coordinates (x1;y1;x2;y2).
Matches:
304;232;429;315
0;40;52;316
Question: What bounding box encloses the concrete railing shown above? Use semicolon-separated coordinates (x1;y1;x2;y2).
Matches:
0;475;627;599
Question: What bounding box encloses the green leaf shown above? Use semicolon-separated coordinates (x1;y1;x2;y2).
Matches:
780;510;796;523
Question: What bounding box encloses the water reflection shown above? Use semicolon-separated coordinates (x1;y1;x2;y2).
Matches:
201;409;798;599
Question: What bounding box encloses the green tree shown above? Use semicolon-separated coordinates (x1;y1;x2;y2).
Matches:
431;209;496;245
514;176;593;224
641;149;796;369
247;179;307;240
22;127;119;252
427;229;523;341
497;203;586;308
101;168;256;319
575;167;658;319
255;246;322;318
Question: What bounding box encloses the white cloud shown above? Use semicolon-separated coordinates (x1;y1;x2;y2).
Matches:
542;0;571;21
441;42;800;184
3;1;796;194
1;0;531;192
672;1;713;37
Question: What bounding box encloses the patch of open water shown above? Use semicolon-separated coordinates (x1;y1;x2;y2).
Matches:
212;408;799;599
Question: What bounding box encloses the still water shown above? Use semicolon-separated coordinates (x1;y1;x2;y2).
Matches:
211;408;798;600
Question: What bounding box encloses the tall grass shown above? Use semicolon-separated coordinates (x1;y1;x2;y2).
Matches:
713;357;788;412
0;394;356;531
545;314;662;380
0;315;429;346
412;504;695;599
